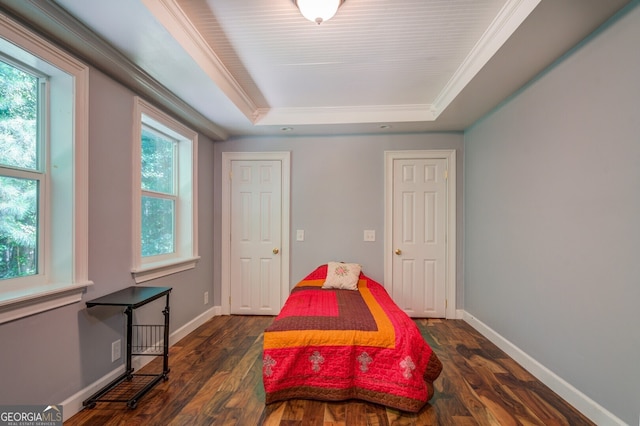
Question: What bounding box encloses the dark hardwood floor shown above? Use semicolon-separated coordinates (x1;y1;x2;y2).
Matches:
65;315;594;425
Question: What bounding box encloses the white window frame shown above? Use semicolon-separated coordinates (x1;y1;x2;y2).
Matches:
140;124;178;260
0;13;91;324
0;60;46;289
131;97;199;283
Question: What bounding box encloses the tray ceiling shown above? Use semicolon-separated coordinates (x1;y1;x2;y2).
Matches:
3;0;631;139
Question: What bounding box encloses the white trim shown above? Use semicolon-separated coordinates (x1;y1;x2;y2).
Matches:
463;311;627;426
60;305;220;421
432;0;541;117
0;0;227;141
166;305;217;349
256;104;437;126
131;97;199;282
61;365;127;422
138;0;540;128
0;282;91;325
0;12;91;323
221;152;291;315
141;0;258;124
131;256;201;284
384;150;456;319
72;43;91;288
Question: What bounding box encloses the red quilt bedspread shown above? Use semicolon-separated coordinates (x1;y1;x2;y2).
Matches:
263;265;442;412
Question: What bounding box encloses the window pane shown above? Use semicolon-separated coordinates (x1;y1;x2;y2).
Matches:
0;61;38;171
141;196;174;257
141;128;175;195
0;176;38;279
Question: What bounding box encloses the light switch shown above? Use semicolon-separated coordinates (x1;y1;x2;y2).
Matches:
296;229;305;241
364;230;375;242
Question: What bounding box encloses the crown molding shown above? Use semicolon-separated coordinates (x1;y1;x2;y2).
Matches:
0;0;228;141
432;0;541;117
142;0;260;124
257;104;437;126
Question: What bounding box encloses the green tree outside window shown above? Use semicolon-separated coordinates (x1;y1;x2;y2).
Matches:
0;60;40;280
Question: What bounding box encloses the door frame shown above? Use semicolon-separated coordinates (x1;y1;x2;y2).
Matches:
221;152;291;315
384;150;456;319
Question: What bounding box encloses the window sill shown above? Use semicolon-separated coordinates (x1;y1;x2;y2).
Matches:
0;281;93;324
131;256;200;283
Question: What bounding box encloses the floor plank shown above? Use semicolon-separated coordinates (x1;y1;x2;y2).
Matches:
65;316;595;425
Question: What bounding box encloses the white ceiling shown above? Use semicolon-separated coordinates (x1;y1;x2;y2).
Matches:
3;0;631;139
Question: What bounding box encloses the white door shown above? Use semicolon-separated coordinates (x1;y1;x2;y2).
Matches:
391;157;447;317
230;160;282;315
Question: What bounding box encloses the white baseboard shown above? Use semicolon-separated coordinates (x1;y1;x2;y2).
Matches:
60;364;127;421
462;311;626;426
61;305;221;421
168;305;220;347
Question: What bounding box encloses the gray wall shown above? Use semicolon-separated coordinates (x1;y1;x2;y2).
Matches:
464;2;640;424
212;134;464;304
0;68;216;404
4;2;638;423
0;60;464;409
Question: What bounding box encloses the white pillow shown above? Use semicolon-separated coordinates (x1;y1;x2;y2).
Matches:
322;262;362;290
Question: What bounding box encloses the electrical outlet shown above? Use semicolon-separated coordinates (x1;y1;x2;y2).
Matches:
204;291;209;305
296;229;305;241
364;230;376;241
111;339;121;362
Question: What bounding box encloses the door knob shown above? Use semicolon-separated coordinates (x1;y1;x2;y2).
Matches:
273;248;279;255
395;249;402;255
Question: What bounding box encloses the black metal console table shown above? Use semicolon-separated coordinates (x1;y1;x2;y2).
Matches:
83;286;172;409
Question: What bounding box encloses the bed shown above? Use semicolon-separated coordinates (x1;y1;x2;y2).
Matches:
262;263;442;412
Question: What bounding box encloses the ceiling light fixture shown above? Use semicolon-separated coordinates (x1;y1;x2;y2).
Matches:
295;0;345;25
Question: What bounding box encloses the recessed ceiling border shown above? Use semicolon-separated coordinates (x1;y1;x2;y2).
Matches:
142;0;542;129
256;104;437;126
142;0;260;123
0;0;229;140
432;0;542;117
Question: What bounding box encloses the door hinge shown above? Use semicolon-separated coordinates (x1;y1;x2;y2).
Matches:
444;169;448;180
229;171;233;180
445;299;448;309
